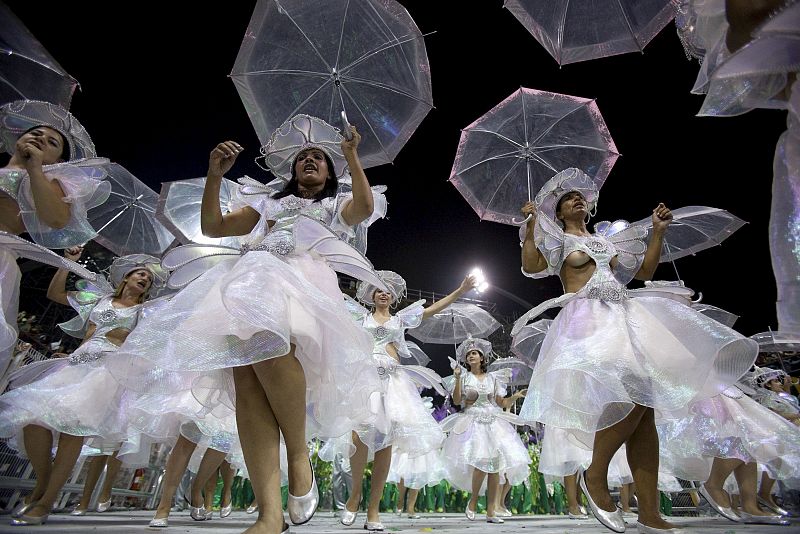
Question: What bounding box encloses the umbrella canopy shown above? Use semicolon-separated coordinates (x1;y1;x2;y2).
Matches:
0;3;79;107
404;339;431;367
87;163;175;256
503;0;677;65
632;206;747;262
230;0;432;169
408;302;501;344
449;87;618;226
488;357;533;387
156;176;242;248
750;331;800;353
511;318;551;367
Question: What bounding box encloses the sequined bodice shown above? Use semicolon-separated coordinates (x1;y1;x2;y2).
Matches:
88;296;141;339
258;195;336;255
462;372;497;408
0;168;24;201
363;314;405;358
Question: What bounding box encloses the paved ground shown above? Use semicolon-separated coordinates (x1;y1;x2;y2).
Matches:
0;511;795;533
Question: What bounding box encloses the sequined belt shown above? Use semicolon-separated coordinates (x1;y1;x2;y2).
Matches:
376;360;398;380
69;351;105;365
584;281;629;302
240;234;295;256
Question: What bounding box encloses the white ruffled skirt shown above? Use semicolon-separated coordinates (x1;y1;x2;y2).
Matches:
658;388;800;482
538;425;591;480
387;448;447;490
440;405;530;494
0;250;20;378
108;250;381;441
519;295;757;445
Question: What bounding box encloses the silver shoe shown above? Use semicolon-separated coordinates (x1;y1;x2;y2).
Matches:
11;502;34;519
10;513;48;526
697;485;739;522
246;504;258;514
737;511;790;525
204;507;213;520
148;517;169;528
363;521;384;531
486;515;505;524
758;496;790;516
569;512;590;520
287;461;318;525
635;522;686;533
340;508;357;526
70;507;87;516
579;505;588;515
497;507;513;517
96;498;112;512
189;504;207;521
465;506;476;521
579;469;625;533
219;502;232;518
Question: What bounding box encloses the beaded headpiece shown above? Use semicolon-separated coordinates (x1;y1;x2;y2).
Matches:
109;254;167;292
534;168;599;221
749;365;789;389
456;336;494;362
0;100;96;160
356;270;407;305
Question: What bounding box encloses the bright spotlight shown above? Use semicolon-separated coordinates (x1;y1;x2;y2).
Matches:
470;267;490;293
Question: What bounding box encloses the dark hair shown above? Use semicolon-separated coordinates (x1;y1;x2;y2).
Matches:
556;190;585;216
466;350;488;374
272;149;339;201
21;125;70;161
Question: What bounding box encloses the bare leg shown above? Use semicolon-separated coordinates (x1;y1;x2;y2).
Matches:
758;471;779;508
203;468;218;510
486;472;500;517
76;456;107;511
22;425;53;503
705;457;742;508
564;473;583;515
627;407;675;529
620;483;632;513
585;405;647;512
152;434;197;521
469;469;487;513
251;350;311;498
98;452;121;503
346;433;368;513
190;448;226;509
396;478;407;513
405;488;420;515
499;481;512;512
220;461;235;508
234;365;285;534
23;433;85;520
734;462;773;516
366;445;392;523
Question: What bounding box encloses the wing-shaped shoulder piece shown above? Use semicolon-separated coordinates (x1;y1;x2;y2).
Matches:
521;215;564;279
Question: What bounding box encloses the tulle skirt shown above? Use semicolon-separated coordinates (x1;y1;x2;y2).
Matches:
0;250;20;377
538;425;591;480
658;388;800;482
108;250;381;441
0;338;129;450
387;448;447;490
520;295;757;446
319;358;444;460
440;405;530;494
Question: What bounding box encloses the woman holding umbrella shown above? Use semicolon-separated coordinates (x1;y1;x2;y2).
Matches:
516;168;757;533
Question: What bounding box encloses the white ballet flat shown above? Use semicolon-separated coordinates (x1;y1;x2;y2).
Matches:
635;521;686;533
219;502;232;518
363;521;384;531
486;515;505;524
96;498;112;512
287;461;318;525
697;485;739;522
340;508;357;526
70;507;87;516
148;517;169;528
579;470;625;533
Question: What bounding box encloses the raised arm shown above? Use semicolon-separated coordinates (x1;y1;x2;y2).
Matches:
19;138;70;229
201;141;260;238
422;275;478;320
634;203;672;281
47;246;83;305
498;388;527;410
339;126;374;226
452;364;463;406
520;202;548;274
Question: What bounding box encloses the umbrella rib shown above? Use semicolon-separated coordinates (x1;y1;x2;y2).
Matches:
483;157;523;215
274;6;333;72
334;0;352;70
533;143;617;153
454;150;523;175
340;84;393;162
281;79;336;125
530;100;592;147
339;32;427;76
340;74;433;105
468;128;524;149
362;0;419;82
557;0;571;65
616;0;643;51
230;69;330;79
528;153;559;174
520;89;529;147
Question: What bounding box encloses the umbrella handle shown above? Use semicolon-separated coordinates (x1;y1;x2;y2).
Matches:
341;111;353;141
512;214;533;225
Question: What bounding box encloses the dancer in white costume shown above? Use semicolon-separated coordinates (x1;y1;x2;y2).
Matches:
331;270;474;530
0;99;110;377
516;168;757;533
0;251;162;526
108;115;385;534
441;337;530;525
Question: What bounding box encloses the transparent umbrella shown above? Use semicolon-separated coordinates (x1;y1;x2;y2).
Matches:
449;87;618;226
503;0;677;65
87;163;175;256
230;0;432;169
404;339;431;367
511;318;552;367
0;2;79;107
408;303;501;345
156;176;242;248
488;357;533;387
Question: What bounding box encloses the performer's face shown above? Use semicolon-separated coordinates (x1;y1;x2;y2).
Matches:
294;148;330;188
466;350;483;366
125;269;153;295
17;126;68;164
556;191;587;222
372;288;394;306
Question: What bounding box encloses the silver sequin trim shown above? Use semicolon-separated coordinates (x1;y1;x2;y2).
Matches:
586;282;628;302
69;351;104;365
97;309;118;323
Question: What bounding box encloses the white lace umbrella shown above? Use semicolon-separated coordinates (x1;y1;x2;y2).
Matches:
0;3;79;107
510;318;552;367
488;357;533;387
230;0;432;169
87;163;175;256
449;88;618;226
156;176;242;248
408;302;501;344
503;0;677;65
